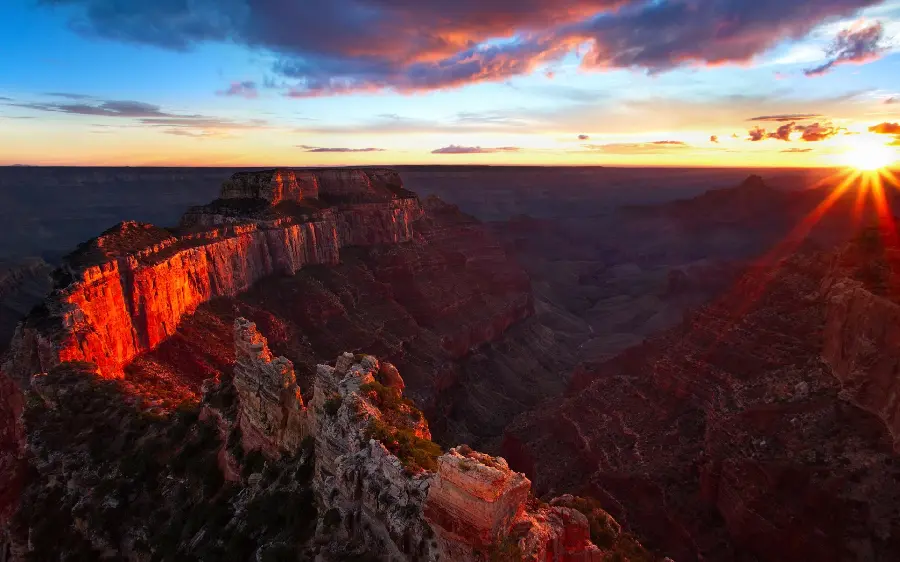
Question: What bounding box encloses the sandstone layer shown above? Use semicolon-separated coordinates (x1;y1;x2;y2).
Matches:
232;318;308;457
3;169;423;381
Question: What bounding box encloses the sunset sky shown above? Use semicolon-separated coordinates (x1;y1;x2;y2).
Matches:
2;0;900;167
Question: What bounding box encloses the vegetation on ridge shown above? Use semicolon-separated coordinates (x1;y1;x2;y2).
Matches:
17;362;317;561
359;379;441;473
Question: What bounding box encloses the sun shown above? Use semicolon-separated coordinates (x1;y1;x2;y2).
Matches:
840;138;897;171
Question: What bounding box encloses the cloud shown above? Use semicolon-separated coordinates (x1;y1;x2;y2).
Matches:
797;122;839;141
748;127;767;142
886;97;898;104
0;96;13;101
581;141;691;154
297;145;385;152
217;81;258;99
12;99;174;117
748;113;823;122
710;135;719;143
747;121;841;142
870;122;900;134
43;0;882;96
162;129;228;138
804;21;885;76
431;145;521;154
578;134;590;140
574;0;881;72
13;96;268;135
768;121;795;141
43;92;94;100
781;148;813;153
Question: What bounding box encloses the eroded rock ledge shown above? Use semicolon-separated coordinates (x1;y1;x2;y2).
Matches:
221;318;654;560
3;168;423;381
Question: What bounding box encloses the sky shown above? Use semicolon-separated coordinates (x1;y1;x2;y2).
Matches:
2;0;900;167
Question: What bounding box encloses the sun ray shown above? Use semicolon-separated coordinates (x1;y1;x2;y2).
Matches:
692;170;862;359
854;172;870;227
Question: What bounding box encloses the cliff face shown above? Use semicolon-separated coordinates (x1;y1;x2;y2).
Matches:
505;251;900;561
822;277;900;449
232;318;308;457
3;169;423;382
308;350;646;561
111;192;551;447
220;168;404;203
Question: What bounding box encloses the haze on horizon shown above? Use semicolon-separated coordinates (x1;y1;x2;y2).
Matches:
2;0;900;168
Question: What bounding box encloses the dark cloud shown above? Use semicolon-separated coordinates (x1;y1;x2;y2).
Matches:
886;97;898;104
13;99;173;117
798;122;839;141
870;122;900;134
13;96;268;135
578;134;590;140
804;21;885;76
710;135;719;143
649;140;686;145
44;92;94;100
297;145;386;152
781;148;813;153
747;121;840;142
217;81;258;99
40;0;881;95
748;113;823;122
768;121;795;141
0;96;13;101
748;127;767;141
431;145;521;154
575;0;880;72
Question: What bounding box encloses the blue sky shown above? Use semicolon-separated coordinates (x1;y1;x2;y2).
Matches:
1;0;900;166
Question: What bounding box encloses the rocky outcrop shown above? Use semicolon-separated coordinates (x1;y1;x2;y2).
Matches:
822;277;900;449
310;352;648;561
233;318;308;457
3;169;423;381
220;168;405;203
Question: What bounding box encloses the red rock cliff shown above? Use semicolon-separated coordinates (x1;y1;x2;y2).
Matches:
4;169;423;381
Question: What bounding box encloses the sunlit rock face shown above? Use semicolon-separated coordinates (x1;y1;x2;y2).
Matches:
3;169;423;382
220;168;405;203
232;318;308;458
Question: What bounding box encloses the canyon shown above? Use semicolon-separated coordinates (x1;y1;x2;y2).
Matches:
2;165;900;561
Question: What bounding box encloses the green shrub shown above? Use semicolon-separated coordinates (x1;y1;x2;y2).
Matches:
365;419;441;473
324;394;343;416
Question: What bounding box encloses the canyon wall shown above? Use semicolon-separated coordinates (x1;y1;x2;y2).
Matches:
3;169;423;381
822;277;900;449
306;348;639;561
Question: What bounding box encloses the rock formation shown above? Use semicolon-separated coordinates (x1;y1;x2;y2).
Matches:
822;275;900;449
232;318;308;457
308;351;649;561
3;169;423;381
